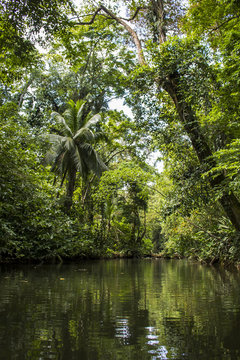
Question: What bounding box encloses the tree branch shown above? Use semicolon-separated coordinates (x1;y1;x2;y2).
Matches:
18;75;34;107
106;149;126;165
147;185;166;198
100;5;146;66
74;5;146;66
209;15;240;34
75;7;104;25
120;7;146;21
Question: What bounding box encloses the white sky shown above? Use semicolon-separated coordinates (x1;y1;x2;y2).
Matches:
108;98;133;117
109;98;164;172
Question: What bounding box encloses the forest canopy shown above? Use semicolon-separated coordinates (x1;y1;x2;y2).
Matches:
1;0;240;264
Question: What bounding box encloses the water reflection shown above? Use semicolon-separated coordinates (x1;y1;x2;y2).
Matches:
0;260;240;359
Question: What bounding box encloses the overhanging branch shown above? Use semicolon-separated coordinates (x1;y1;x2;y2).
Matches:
209;14;240;34
75;7;104;25
74;5;146;66
100;5;146;65
120;7;146;21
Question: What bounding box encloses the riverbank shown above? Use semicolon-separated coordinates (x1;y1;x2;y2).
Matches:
1;250;240;270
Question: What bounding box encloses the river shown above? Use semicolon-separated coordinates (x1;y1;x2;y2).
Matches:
0;259;240;359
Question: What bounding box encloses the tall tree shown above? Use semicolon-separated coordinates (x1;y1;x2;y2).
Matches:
73;0;240;230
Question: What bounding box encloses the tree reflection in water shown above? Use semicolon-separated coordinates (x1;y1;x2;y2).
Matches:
0;260;240;359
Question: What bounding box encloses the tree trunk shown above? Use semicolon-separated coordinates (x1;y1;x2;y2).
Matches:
163;73;240;230
64;168;76;212
84;2;240;231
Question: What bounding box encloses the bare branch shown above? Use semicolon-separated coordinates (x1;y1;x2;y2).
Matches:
74;5;146;66
18;75;34;108
120;7;146;21
75;6;146;24
75;7;104;25
106;149;126;165
146;185;166;198
209;15;240;34
100;5;146;66
67;1;82;23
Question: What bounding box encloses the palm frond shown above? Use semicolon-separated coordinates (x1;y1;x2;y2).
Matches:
50;147;66;174
44;151;55;164
62;137;82;174
60;151;70;174
63;137;76;153
73;128;94;143
67;99;76;108
62;107;77;134
51;112;73;137
83;113;101;129
72;145;83;175
45;133;66;145
79;143;108;177
76;99;87;128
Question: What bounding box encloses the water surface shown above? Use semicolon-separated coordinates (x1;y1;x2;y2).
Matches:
0;259;240;359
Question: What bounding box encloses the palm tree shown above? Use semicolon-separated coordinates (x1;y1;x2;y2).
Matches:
47;99;108;211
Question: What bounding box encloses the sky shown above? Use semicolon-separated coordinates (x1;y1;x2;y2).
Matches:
108;98;133;117
109;98;164;173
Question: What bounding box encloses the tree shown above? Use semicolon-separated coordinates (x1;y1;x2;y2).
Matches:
47;99;107;211
0;0;76;82
72;0;240;231
95;161;153;254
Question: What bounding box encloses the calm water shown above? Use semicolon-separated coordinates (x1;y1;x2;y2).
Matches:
1;259;240;360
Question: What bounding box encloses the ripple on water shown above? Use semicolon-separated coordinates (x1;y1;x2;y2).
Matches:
1;260;240;360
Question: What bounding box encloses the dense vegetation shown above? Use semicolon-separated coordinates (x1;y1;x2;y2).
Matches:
1;0;240;264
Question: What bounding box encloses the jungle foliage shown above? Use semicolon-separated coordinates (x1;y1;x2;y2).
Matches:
1;0;240;264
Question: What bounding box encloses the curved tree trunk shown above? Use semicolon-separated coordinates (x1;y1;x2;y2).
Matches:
163;74;240;231
77;2;240;231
